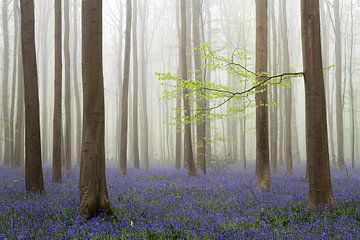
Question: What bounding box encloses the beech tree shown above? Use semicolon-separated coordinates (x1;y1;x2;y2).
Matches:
20;0;44;192
301;0;334;208
132;0;140;169
2;0;10;166
64;0;71;170
192;0;206;174
80;0;113;219
255;0;271;191
180;0;197;177
281;0;293;175
333;0;344;171
120;0;132;176
53;0;62;183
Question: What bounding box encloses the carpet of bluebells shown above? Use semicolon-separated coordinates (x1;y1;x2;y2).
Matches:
0;164;359;239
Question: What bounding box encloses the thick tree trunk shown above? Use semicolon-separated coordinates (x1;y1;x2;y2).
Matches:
192;0;206;174
255;0;271;191
20;0;44;192
64;0;72;170
52;0;62;183
180;0;197;177
132;0;140;169
80;0;113;219
120;0;132;176
301;0;334;208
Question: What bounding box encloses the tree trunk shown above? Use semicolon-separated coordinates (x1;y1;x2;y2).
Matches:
72;1;82;166
39;1;50;165
64;0;72;171
2;0;10;166
269;0;278;173
80;0;113;219
175;0;182;169
281;0;293;175
192;0;206;174
120;0;132;176
255;0;271;191
349;0;355;169
301;0;334;208
10;0;19;167
139;0;149;170
334;0;344;171
180;0;196;177
20;0;44;192
13;0;24;168
52;0;62;183
132;0;140;169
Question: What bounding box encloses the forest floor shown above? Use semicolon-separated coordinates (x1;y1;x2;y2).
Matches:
0;164;359;239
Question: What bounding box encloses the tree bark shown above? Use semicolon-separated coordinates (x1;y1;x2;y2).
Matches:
52;0;62;183
301;0;334;208
334;0;344;171
139;0;149;170
2;0;10;166
192;0;206;174
13;0;24;168
20;0;44;192
10;0;19;167
120;0;132;176
269;0;278;173
281;0;293;175
175;0;182;169
80;0;113;219
132;0;140;169
64;0;72;171
255;0;271;191
72;0;82;166
180;0;197;177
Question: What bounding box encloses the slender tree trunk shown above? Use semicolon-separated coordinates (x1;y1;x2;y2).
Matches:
20;0;44;192
301;0;334;208
2;0;10;166
80;0;113;219
64;0;72;170
72;1;82;166
204;0;212;165
52;0;62;183
13;0;24;168
281;0;293;175
40;2;50;164
180;0;197;177
175;0;182;169
192;0;206;174
349;0;355;169
334;0;344;171
10;0;19;167
116;1;124;167
255;0;271;191
139;0;149;170
269;0;278;173
132;0;140;169
120;0;132;176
